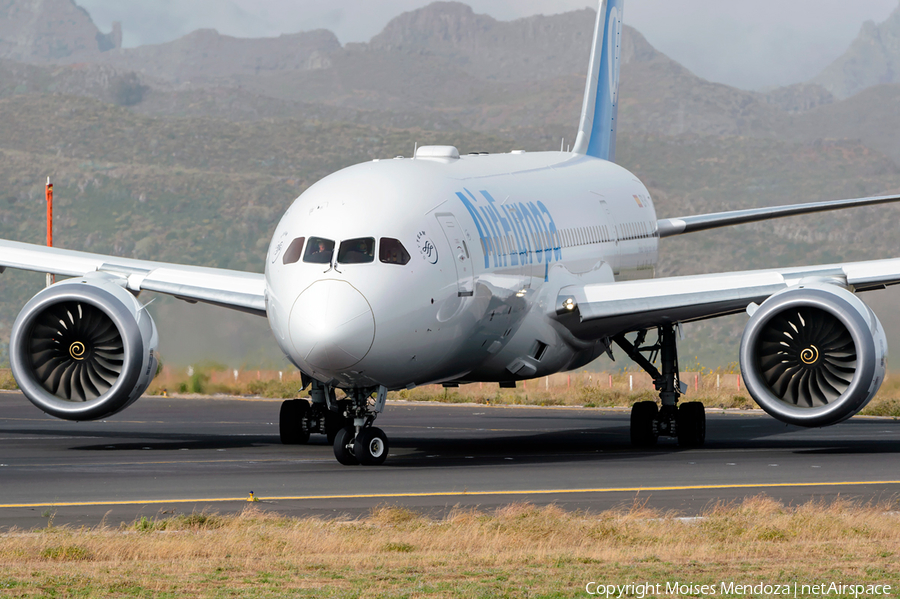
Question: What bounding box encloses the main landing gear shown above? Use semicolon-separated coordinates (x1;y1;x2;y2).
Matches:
279;379;390;465
613;324;706;448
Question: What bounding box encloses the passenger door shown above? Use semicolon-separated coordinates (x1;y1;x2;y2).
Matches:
436;213;474;296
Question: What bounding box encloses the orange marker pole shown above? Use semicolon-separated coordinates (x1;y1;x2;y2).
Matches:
45;177;54;287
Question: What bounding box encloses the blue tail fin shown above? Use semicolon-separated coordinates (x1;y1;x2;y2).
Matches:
571;0;624;162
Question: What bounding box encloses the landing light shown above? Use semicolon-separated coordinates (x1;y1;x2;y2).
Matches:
516;289;527;298
564;298;576;311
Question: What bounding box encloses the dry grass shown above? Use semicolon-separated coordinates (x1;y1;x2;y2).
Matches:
392;369;900;418
0;498;897;597
5;364;900;417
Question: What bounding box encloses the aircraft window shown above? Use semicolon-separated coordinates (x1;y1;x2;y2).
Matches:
303;237;335;264
282;236;305;265
379;238;411;265
338;237;375;264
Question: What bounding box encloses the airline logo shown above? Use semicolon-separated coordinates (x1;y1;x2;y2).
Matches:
456;189;562;270
416;231;439;264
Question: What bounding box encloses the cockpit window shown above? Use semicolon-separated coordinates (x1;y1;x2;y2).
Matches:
282;237;305;264
303;237;335;264
337;237;375;264
379;238;411;265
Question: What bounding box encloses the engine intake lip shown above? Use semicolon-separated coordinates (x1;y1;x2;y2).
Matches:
10;283;144;421
740;287;877;427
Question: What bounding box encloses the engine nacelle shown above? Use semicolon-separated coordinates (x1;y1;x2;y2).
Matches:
739;283;886;427
10;273;159;421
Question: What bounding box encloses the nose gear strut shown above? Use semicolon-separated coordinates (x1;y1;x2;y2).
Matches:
613;324;706;448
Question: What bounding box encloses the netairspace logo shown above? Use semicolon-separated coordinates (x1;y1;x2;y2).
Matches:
584;581;894;597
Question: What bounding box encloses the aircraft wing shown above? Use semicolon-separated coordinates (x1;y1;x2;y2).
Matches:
553;258;900;340
657;193;900;238
0;239;266;316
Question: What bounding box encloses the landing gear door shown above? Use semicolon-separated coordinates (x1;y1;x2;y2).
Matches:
436;213;474;297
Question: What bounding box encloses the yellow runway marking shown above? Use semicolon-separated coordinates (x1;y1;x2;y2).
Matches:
3;480;900;509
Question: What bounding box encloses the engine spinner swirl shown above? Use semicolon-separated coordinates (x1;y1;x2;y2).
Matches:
69;341;87;361
800;345;819;365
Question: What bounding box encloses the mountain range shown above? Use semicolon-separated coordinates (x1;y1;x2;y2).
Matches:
1;1;900;368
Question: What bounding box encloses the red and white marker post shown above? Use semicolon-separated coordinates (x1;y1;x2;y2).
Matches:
45;177;54;287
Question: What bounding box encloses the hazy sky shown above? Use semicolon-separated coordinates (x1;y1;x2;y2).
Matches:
78;0;900;91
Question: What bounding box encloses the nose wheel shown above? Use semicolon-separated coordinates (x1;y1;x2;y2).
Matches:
333;425;389;465
332;426;359;465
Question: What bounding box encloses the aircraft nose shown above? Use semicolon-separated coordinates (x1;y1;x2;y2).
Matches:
289;280;375;371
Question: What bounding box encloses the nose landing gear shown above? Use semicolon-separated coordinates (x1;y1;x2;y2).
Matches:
279;379;391;465
331;386;390;465
614;324;706;448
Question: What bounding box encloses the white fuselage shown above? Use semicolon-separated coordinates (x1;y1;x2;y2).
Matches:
265;150;657;390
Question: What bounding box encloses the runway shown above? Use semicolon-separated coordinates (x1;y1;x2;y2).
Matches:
0;391;898;529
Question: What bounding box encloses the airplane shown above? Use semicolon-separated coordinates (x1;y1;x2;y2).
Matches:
2;0;900;466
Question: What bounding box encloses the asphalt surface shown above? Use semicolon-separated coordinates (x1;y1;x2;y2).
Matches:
1;391;899;529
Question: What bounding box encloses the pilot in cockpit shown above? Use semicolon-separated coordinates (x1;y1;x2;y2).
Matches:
304;238;334;264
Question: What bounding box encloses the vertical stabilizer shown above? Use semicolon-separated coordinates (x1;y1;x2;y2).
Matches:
572;0;624;161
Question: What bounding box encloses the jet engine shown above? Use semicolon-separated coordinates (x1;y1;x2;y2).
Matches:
9;274;159;421
739;283;886;427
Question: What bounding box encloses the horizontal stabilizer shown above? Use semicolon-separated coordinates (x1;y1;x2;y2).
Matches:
657;193;900;238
